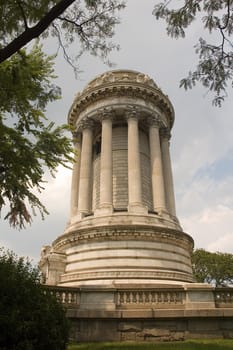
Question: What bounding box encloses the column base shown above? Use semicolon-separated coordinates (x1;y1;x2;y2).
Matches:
155;207;169;216
75;210;93;220
95;204;113;216
128;203;148;215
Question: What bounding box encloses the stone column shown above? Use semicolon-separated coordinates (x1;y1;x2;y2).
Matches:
78;126;93;217
160;130;176;217
149;122;167;214
127;116;146;213
99;117;113;213
70;133;81;221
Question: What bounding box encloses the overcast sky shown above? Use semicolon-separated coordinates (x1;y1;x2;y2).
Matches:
1;0;233;263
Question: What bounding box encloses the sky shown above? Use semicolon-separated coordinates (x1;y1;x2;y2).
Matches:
1;0;233;263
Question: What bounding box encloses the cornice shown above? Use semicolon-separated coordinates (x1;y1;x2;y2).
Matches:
68;70;175;130
52;224;194;252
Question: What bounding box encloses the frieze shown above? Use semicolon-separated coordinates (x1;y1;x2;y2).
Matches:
52;225;194;252
60;270;194;283
68;76;174;129
75;104;167;131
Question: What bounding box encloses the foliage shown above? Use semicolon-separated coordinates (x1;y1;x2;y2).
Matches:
153;0;233;106
0;1;125;229
68;339;233;349
0;45;73;228
0;0;126;70
0;247;69;350
192;248;233;286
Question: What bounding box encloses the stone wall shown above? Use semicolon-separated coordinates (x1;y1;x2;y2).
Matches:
69;318;233;342
44;285;233;342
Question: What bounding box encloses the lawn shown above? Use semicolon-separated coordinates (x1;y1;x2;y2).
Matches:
68;339;233;350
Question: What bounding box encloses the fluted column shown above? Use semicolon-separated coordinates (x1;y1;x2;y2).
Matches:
78;126;93;216
149;122;167;214
70;133;81;221
127;116;146;213
99;117;113;212
160;130;176;217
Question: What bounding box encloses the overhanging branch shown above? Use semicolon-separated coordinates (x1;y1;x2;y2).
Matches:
0;0;76;63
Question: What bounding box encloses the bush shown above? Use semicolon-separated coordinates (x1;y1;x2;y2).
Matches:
0;247;69;350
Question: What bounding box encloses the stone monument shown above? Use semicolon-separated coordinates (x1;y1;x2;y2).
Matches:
40;70;233;342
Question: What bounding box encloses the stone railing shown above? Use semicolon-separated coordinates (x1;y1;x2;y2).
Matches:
116;290;184;307
214;288;233;308
43;285;80;307
43;285;233;310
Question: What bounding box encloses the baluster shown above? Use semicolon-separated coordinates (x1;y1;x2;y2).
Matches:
143;292;146;303
123;292;126;304
116;292;120;305
120;292;124;304
68;292;72;303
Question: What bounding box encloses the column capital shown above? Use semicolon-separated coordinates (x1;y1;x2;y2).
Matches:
147;113;162;128
125;105;140;120
78;117;95;131
97;107;115;122
160;128;171;140
72;131;82;144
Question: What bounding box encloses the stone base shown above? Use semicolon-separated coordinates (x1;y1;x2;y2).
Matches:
44;284;233;342
42;221;194;286
69;317;233;342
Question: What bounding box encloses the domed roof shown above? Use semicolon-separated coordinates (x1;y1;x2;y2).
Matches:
83;69;158;91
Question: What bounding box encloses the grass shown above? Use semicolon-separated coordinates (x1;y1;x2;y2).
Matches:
68;339;233;350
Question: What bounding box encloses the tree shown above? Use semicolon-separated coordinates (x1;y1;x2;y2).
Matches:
0;45;73;229
0;0;125;69
192;248;233;286
0;1;125;229
0;247;69;350
153;0;233;106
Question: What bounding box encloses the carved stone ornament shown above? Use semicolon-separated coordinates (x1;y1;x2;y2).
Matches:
96;107;115;121
68;70;175;131
85;70;158;91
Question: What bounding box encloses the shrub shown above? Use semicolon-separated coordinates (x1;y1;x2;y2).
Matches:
0;247;69;350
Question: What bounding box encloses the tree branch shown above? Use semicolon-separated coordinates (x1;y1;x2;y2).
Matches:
16;0;28;30
0;0;76;63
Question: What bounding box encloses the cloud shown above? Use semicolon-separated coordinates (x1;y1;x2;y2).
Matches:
38;165;72;216
181;205;233;252
208;233;233;253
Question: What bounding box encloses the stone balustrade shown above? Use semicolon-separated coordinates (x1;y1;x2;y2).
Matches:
116;290;184;307
43;285;233;309
214;288;233;308
43;285;80;307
